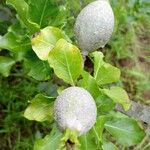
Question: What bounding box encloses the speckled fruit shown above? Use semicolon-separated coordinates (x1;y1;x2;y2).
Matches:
74;0;114;53
54;87;97;135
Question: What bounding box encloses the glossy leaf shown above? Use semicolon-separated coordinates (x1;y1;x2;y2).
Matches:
0;56;15;77
6;0;39;33
31;26;68;60
78;71;100;99
105;118;145;146
92;51;121;85
48;39;83;85
24;94;54;122
102;86;131;111
34;126;62;150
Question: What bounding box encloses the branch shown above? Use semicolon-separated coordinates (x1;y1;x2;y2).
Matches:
116;100;150;126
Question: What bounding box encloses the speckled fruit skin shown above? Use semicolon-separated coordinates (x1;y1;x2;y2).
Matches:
54;87;97;136
74;0;114;53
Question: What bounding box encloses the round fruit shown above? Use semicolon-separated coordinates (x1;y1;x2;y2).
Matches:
74;0;114;53
54;87;97;135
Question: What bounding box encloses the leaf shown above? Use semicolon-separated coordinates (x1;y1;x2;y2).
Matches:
37;81;58;97
0;22;31;52
34;126;62;150
102;142;118;150
102;86;131;111
91;51;121;85
0;56;15;77
93;116;111;145
79;130;97;150
78;71;100;99
105;118;145;146
6;0;39;33
96;92;116;115
28;0;59;28
0;32;31;52
51;5;68;27
24;94;54;122
25;56;52;81
31;26;68;60
48;39;83;85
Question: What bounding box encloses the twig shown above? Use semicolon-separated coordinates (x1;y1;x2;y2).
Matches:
116;100;150;126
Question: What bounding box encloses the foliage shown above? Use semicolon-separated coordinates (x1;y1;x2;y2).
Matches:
0;0;149;149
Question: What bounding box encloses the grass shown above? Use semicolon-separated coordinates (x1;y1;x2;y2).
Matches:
0;74;37;150
105;0;150;104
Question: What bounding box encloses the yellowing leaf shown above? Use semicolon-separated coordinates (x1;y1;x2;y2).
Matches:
32;26;68;60
48;39;83;85
102;86;131;111
24;94;54;122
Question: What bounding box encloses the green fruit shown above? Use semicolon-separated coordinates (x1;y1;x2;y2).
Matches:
54;87;97;135
75;0;114;54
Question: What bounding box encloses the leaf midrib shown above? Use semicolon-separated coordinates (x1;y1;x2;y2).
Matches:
39;0;48;27
63;46;74;85
105;124;132;134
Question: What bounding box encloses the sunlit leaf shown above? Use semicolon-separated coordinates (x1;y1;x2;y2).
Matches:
48;39;83;85
102;86;131;111
31;26;68;60
24;94;54;122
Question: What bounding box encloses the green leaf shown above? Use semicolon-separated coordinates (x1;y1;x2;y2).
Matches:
25;55;52;81
102;142;118;150
34;126;62;150
0;22;31;52
48;39;83;85
31;26;68;60
6;0;39;33
78;71;100;99
102;86;131;111
105;118;145;146
51;5;68;27
91;51;121;85
24;94;54;122
96;92;116;114
0;32;31;52
28;0;59;28
93;116;111;145
0;56;15;77
79;130;97;150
